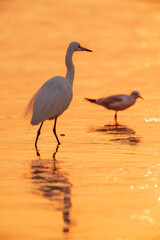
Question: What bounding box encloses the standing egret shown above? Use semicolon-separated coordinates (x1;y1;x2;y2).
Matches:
25;41;92;150
85;91;143;125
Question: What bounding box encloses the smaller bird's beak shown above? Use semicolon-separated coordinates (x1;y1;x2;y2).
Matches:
139;96;144;99
80;46;93;52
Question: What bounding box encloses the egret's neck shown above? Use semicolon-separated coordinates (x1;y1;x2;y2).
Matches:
65;48;75;86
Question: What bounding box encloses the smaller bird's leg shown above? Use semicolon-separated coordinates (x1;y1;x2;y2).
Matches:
35;122;44;154
115;111;118;125
53;117;61;145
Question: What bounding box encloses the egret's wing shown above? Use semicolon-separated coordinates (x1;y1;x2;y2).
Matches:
24;91;39;118
30;77;72;125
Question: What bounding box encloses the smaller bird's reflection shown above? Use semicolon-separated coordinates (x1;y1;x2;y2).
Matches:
95;124;140;144
31;145;72;233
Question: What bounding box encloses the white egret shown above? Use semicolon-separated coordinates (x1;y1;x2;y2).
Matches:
25;41;92;150
85;91;143;125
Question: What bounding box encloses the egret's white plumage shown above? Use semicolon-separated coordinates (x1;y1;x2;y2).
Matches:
85;91;143;125
25;41;92;151
30;76;72;125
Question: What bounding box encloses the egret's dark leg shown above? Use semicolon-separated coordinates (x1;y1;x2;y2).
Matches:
53;117;61;145
115;111;118;125
35;122;44;152
53;144;59;161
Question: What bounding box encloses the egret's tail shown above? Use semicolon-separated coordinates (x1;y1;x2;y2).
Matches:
85;98;97;103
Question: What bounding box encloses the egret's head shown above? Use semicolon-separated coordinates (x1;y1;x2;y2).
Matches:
69;41;92;52
131;91;143;99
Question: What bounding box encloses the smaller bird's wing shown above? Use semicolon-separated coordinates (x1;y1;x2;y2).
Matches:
97;95;124;108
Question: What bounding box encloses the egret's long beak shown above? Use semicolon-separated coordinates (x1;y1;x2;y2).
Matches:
80;46;93;52
139;96;144;100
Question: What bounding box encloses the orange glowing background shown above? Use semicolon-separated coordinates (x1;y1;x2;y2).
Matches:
1;0;160;239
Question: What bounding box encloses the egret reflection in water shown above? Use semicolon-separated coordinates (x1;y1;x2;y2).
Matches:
94;124;141;144
31;145;72;233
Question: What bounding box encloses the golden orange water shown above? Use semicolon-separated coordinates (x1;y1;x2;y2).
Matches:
1;0;160;239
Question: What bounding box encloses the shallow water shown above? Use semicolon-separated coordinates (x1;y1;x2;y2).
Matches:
1;0;160;239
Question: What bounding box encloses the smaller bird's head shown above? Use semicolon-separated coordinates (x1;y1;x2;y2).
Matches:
131;91;143;100
69;41;92;52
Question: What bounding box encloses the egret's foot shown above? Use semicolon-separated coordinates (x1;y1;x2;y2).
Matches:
35;147;40;157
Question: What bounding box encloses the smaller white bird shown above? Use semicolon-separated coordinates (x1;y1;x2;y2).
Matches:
85;91;143;125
